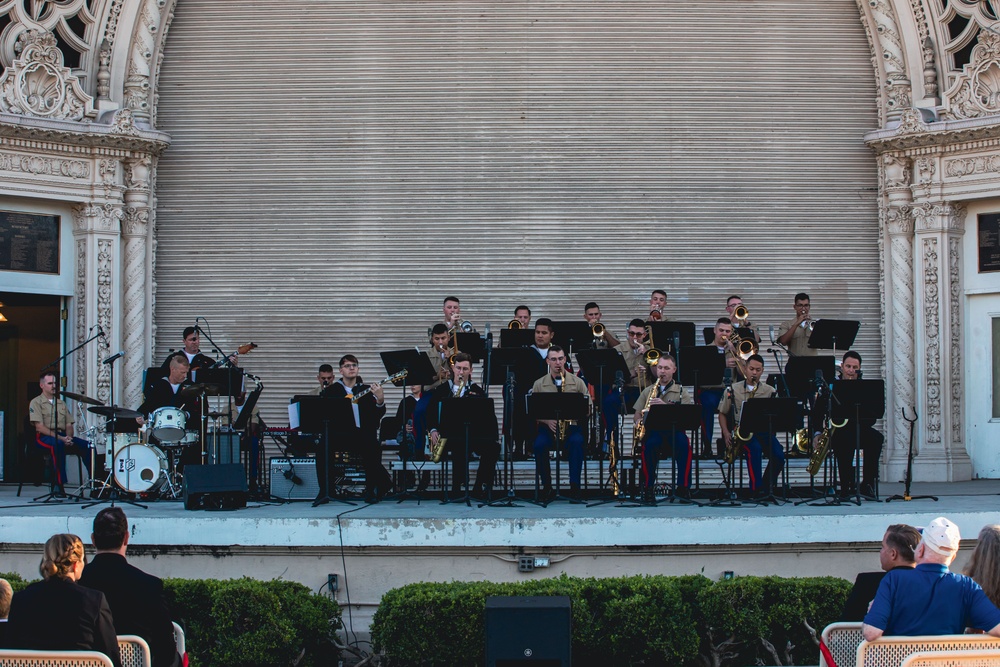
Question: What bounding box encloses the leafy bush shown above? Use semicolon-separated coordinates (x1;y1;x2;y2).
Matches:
371;574;848;667
0;571;31;593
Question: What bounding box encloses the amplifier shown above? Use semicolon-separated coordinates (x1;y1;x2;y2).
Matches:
269;457;319;500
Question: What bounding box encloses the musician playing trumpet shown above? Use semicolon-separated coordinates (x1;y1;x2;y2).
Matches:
601;319;650;448
584;302;621;348
632;355;694;500
649;289;667;321
532;346;591;502
777;292;817;357
426;353;499;499
716;354;784;494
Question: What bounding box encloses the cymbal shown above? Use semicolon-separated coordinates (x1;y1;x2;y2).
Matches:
178;383;220;399
207;411;224;419
88;405;143;419
60;391;103;407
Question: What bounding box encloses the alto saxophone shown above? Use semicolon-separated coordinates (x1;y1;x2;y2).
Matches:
806;416;849;475
431;379;466;462
632;382;659;457
724;383;757;465
556;370;569;442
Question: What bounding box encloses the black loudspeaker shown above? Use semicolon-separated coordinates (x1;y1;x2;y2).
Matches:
182;464;248;510
485;596;571;666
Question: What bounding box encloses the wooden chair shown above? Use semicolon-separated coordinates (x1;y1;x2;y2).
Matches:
858;635;1000;667
117;635;151;667
820;622;863;667
0;649;115;666
900;649;1000;666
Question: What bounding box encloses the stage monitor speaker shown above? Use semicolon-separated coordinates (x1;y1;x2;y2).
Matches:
485;595;571;666
269;457;319;500
182;464;247;510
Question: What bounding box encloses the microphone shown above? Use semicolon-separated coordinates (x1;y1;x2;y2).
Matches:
814;369;825;388
615;370;624;389
769;325;775;344
857;369;863;380
673;332;681;356
283;469;303;485
723;368;733;385
103;351;124;365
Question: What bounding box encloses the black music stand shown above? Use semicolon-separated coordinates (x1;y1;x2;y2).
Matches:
380;349;436;503
577;348;629;459
527;392;589;506
648;321;695;357
636;403;702;506
453;332;484;362
483;349;540;507
831;379;885;504
785;356;836;401
808;319;860;353
678;345;726;460
500;328;535;348
296;396;356;507
197;367;244;465
550;321;593;354
439;396;496;507
739;397;800;504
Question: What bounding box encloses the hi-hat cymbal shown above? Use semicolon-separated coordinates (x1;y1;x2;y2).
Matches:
88;405;143;419
178;383;220;399
60;391;103;407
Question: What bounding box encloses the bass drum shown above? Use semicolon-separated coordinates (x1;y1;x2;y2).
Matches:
114;444;167;493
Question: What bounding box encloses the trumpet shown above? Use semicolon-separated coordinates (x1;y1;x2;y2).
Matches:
592;323;608;349
508;319;522;329
649;308;663;321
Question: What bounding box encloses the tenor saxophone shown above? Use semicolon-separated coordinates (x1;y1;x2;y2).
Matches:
724;384;757;465
556;370;569;442
431;379;466;462
806;417;849;475
632;382;659;457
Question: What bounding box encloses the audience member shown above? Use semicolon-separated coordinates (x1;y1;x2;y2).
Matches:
6;534;122;666
0;578;11;646
863;517;1000;639
840;524;919;621
80;507;181;667
965;524;1000;608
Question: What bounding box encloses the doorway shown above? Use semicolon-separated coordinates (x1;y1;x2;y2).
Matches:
966;293;1000;478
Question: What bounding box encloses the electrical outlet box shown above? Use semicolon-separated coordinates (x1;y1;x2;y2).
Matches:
327;573;339;593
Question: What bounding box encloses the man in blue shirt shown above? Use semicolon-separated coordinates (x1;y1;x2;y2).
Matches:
863;517;1000;640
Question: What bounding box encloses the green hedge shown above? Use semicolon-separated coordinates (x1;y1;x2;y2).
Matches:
370;574;850;667
1;573;340;667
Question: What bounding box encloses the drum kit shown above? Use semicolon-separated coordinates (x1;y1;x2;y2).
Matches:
63;384;219;500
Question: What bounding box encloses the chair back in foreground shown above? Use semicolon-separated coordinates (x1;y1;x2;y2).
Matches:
0;649;115;667
900;649;1000;667
821;622;863;667
172;622;186;663
858;635;1000;667
117;635;151;667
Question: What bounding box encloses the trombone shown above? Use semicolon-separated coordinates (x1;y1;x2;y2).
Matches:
508;319;522;329
643;325;662;367
592;322;608;349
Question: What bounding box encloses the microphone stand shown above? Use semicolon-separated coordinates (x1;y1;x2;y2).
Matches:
885;408;937;503
483;371;522;508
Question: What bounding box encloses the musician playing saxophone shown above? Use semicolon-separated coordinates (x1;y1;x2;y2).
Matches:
811;351;883;499
426;353;500;499
531;346;591;502
319;355;393;503
716;354;784;494
632;355;694;500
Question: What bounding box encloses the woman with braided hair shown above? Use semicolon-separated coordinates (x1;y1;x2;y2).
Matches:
5;534;121;666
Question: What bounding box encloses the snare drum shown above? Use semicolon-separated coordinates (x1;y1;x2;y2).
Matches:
114;443;167;493
104;433;140;468
151;407;187;442
180;430;199;446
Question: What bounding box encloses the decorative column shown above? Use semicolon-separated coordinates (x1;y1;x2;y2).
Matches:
71;202;124;405
911;202;971;481
122;156;153;409
882;154;916;483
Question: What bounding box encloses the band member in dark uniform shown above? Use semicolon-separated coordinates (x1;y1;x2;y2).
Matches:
319;355;393;503
426;353;500;498
138;355;201;467
531;346;591;501
161;327;214;376
812;350;884;498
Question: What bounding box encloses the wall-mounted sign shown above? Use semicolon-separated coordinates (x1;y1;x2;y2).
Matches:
0;210;60;274
979;213;1000;273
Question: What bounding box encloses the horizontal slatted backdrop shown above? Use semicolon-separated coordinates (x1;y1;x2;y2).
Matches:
154;0;879;436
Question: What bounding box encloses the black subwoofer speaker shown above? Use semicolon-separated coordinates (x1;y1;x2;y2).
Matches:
485;595;571;666
182;464;248;510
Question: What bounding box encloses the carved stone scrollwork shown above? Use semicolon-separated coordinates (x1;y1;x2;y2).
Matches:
887;203;915;457
75;237;87;394
944;21;1000;119
894;107;929;135
0;30;96;120
923;237;941;445
922;37;939;100
949;236;962;446
96;239;114;403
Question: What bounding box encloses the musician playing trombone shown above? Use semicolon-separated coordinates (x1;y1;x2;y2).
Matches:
632;355;694;500
426;353;499;499
716;354;784;494
531;346;591;502
319;355;393;503
602;319;650;449
699;318;740;457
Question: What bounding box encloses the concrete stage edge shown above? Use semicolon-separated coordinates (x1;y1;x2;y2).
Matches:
0;480;996;636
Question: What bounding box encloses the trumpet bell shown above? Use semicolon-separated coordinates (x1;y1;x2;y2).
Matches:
649;309;663;321
592;322;606;337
